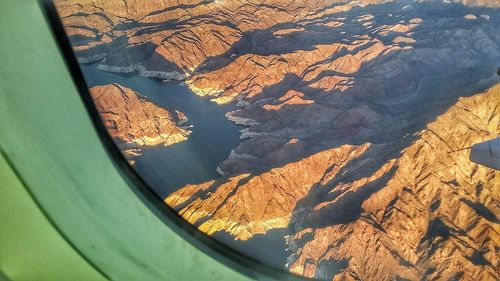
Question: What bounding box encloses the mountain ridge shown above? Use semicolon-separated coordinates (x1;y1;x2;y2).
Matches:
57;1;500;279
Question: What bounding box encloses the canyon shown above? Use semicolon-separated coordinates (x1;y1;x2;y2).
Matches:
57;0;500;280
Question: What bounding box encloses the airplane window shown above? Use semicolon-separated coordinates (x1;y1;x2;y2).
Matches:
52;0;500;280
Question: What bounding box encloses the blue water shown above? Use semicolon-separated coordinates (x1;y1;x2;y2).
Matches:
80;64;243;197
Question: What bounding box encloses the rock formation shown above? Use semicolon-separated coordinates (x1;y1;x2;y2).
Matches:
168;85;499;280
286;85;500;280
90;84;191;160
166;143;371;240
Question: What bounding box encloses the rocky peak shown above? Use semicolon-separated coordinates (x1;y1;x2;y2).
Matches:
90;83;191;158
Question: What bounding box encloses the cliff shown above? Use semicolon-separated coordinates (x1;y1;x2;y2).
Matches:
90;84;191;158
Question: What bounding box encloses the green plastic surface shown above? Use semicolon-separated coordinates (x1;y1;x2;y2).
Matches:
0;1;255;280
0;152;107;281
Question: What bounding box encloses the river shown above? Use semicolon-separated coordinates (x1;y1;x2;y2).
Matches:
80;64;243;198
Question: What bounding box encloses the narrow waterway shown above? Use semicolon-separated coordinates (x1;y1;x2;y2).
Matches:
80;64;243;197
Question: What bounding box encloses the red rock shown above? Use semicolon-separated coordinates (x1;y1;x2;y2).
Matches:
90;83;191;154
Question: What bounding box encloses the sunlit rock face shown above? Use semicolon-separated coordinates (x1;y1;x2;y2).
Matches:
166;143;371;240
286;85;500;280
58;0;500;279
90;84;191;158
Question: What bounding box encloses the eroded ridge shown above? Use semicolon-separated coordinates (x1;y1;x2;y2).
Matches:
90;84;191;162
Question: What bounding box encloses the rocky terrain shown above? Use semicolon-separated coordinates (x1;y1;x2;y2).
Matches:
90;84;191;161
286;85;500;280
57;0;500;280
166;142;371;240
166;85;499;281
57;0;500;172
